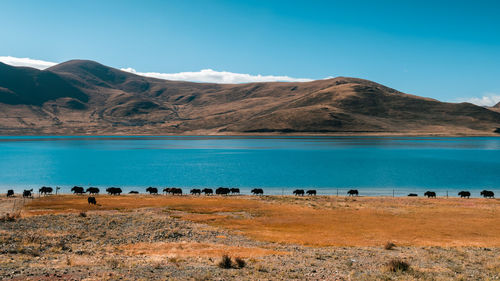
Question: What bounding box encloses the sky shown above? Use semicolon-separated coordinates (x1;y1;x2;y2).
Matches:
0;0;499;105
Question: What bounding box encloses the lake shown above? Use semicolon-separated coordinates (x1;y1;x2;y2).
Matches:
0;136;499;197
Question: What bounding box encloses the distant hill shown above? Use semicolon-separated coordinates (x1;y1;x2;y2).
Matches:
490;102;500;113
0;62;87;106
0;60;499;135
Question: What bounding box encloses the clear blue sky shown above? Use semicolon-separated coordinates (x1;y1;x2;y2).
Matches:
1;0;499;103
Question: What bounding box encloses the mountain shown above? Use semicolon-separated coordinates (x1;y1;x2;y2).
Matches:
0;60;499;135
0;62;87;106
490;102;500;114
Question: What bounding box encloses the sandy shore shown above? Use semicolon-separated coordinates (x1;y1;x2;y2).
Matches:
1;195;499;280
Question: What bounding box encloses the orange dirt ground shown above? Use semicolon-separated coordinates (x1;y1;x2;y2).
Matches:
23;195;500;247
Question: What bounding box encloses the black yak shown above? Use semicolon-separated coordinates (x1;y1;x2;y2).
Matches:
458;191;471;198
424;191;436;198
106;187;122;195
306;189;317;196
293;189;305;196
129;191;139;194
88;197;96;205
39;186;53;196
216;187;230;195
202;188;213;195
146;187;158;194
71;186;85;194
169;188;183;195
163;188;171;194
407;193;418;197
251;188;264;195
230;188;240;195
23;189;33;198
347;189;359;196
7;190;14;197
86;187;100;195
190;189;201;195
480;190;495;198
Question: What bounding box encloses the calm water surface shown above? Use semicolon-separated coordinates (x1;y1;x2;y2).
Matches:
0;136;499;197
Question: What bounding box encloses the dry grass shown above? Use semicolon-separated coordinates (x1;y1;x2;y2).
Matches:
385;241;396;250
386;258;411;272
234;257;246;268
23;195;500;247
218;255;233;269
118;242;286;258
0;212;20;222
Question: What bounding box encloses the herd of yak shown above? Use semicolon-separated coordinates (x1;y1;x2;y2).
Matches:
4;187;496;200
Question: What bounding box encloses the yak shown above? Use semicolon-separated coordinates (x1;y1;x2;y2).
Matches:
163;188;171;194
39;186;53;196
129;191;139;194
424;191;436;198
306;189;317;196
86;187;100;195
481;190;495;198
88;197;97;205
216;187;230;195
202;188;213;195
230;188;240;195
347;189;359;196
23;189;33;198
71;186;85;195
458;191;471;198
169;188;183;195
7;190;14;197
106;187;122;195
146;187;158;194
407;193;418;197
251;188;264;195
190;189;201;195
293;189;305;196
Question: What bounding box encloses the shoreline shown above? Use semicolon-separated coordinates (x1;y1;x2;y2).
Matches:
1;188;497;198
1;132;500;137
0;187;500;200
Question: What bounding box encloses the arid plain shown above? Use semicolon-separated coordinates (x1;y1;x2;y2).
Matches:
1;194;499;280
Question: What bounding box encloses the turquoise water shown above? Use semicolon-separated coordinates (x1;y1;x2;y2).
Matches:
0;136;499;197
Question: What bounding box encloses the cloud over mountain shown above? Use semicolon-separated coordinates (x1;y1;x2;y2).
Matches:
457;93;500;107
120;68;312;84
0;56;57;70
0;56;312;84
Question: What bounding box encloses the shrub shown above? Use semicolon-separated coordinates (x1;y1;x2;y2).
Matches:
106;258;120;269
79;212;87;217
386;258;410;272
168;257;182;268
0;212;20;222
235;257;246;268
384;241;396;250
218;255;233;269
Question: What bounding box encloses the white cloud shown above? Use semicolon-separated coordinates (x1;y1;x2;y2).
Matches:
120;67;313;84
0;55;313;83
456;93;500;107
0;56;57;70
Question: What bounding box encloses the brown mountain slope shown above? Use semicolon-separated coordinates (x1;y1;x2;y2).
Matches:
0;62;88;106
490;102;500;114
0;60;499;135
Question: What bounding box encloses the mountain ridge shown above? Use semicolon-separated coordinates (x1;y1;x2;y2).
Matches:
0;60;499;135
